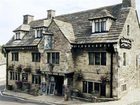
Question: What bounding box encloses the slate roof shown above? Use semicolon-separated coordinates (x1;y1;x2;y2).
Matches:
56;4;130;44
5;19;50;47
54;19;75;43
88;9;115;20
13;24;30;32
5;3;131;47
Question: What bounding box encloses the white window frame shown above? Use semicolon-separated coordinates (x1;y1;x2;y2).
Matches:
35;29;42;38
15;32;20;40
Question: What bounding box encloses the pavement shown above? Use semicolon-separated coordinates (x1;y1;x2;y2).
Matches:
2;89;140;105
1;90;88;105
2;88;140;105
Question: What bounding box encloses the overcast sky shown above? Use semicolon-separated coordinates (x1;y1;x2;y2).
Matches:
0;0;140;45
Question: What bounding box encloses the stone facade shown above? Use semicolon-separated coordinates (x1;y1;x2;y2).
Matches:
0;46;5;64
3;0;140;100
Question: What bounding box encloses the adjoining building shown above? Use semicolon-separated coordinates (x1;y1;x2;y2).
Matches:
3;0;140;99
0;46;5;64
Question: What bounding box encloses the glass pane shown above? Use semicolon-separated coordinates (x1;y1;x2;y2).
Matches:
101;21;106;31
95;52;100;65
94;83;100;92
55;53;59;64
89;52;94;65
83;81;87;93
101;52;106;65
47;53;51;63
52;53;55;64
88;82;93;93
95;22;99;32
123;53;126;66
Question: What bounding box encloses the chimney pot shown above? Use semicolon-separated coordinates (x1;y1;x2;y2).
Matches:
122;0;136;8
47;10;55;19
23;15;34;24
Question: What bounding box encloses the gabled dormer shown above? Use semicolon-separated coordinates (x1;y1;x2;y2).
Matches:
13;24;30;40
89;9;116;34
33;27;48;38
13;15;33;40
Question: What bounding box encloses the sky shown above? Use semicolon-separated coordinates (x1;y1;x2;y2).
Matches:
0;0;140;45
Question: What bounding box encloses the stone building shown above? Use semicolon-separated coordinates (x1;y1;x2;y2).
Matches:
3;0;140;99
0;46;5;64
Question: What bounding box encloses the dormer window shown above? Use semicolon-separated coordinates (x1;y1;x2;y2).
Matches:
95;20;106;33
15;32;20;40
35;29;42;38
89;9;115;34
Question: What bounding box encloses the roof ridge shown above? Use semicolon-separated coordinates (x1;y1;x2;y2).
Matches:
56;3;122;18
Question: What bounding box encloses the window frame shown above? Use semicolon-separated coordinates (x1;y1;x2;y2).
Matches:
47;52;60;64
127;25;130;36
83;81;101;94
35;29;42;38
44;35;52;50
32;74;41;84
12;52;19;61
10;71;20;80
32;52;41;62
88;52;106;66
94;19;107;33
123;52;126;66
15;32;20;40
22;73;28;82
122;84;127;91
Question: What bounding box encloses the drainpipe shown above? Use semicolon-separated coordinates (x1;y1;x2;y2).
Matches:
110;45;114;98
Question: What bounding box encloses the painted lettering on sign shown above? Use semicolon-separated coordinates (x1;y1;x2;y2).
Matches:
120;37;132;49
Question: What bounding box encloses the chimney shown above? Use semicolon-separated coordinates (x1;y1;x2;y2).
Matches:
47;10;55;19
23;15;34;24
122;0;136;9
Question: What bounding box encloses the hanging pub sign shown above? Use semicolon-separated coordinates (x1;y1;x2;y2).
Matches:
120;37;132;49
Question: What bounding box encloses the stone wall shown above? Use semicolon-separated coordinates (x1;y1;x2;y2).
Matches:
72;47;112;97
117;8;140;98
39;21;74;73
8;50;40;87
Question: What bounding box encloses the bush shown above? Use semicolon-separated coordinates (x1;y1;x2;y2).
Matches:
15;81;22;89
7;85;13;90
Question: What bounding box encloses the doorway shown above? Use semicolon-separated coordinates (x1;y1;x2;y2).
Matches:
48;76;56;95
55;76;64;96
101;83;106;96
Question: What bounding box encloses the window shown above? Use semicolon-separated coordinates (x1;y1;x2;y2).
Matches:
22;73;28;82
127;25;130;36
123;52;126;66
95;20;106;33
83;81;100;94
10;72;20;80
94;83;100;92
95;22;100;32
32;52;41;62
44;35;52;49
101;21;106;32
35;30;42;38
47;52;60;64
12;52;19;61
15;32;20;40
83;81;93;94
89;52;106;65
32;75;41;84
122;84;127;91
